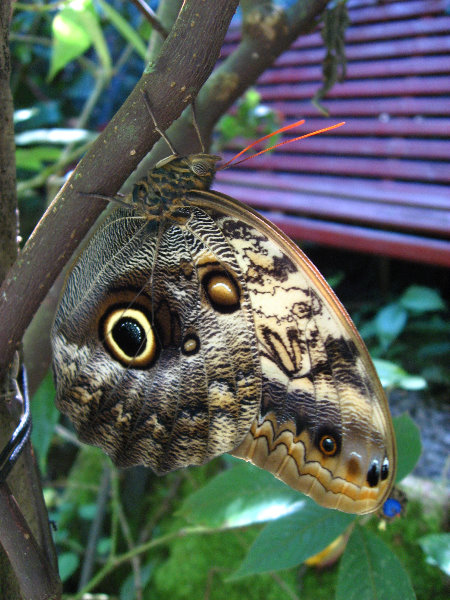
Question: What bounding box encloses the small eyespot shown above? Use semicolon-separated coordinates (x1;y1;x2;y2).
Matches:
319;435;338;456
381;457;389;481
102;306;157;368
202;271;240;313
367;460;380;487
182;333;200;356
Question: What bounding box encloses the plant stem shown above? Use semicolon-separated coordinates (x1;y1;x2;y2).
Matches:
70;525;227;600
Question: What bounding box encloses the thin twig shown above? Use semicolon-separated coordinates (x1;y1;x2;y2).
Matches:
71;525;230;600
77;464;111;591
137;473;183;544
111;470;143;600
130;0;169;38
270;572;301;600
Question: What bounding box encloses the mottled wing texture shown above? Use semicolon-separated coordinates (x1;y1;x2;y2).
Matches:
52;206;262;473
52;185;396;514
189;191;396;514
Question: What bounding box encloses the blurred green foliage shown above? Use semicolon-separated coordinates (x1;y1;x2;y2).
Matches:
356;285;449;389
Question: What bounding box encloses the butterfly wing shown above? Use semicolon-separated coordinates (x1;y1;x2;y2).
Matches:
187;190;396;514
52;187;396;514
52;207;262;473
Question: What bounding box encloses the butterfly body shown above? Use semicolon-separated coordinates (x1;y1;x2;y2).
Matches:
52;153;396;514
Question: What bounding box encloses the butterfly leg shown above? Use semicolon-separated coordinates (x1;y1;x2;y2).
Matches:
0;365;32;483
190;102;205;153
141;90;178;155
77;190;132;209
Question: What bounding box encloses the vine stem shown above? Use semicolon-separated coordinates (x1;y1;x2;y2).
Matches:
71;524;228;600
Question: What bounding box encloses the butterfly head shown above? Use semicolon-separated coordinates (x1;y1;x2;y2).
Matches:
128;153;222;214
154;153;222;191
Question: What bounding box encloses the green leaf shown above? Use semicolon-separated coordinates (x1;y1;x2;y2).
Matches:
400;285;446;313
231;499;354;577
78;502;97;521
336;526;415;600
14;107;39;124
15;128;96;146
244;89;261;109
58;552;79;582
375;303;408;350
393;414;422;482
97;536;111;556
373;359;427;391
180;462;301;529
418;533;450;576
49;0;111;80
31;372;60;474
49;4;93;79
97;0;147;60
16;146;62;171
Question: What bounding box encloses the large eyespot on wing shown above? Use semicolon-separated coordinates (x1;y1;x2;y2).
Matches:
101;304;158;368
200;268;241;313
52;203;263;475
190;190;396;515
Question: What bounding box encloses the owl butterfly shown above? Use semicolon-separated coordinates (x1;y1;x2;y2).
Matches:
52;103;396;515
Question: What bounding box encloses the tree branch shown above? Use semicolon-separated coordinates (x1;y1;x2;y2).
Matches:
23;0;332;396
0;0;239;379
1;1;61;597
0;481;61;600
200;0;329;131
0;0;18;282
130;0;329;175
130;0;169;39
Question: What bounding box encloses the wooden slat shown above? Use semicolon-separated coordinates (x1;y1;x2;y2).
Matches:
293;16;450;48
265;36;450;68
269;97;448;117
215;172;450;210
214;181;450;235
219;153;450;184
223;4;450;48
259;56;450;85
301;118;450;138
259;213;450;267
223;117;450;138
259;77;450;100
224;32;450;65
349;0;447;24
225;137;450;161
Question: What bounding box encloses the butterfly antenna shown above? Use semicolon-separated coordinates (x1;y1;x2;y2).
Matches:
141;90;178;155
191;103;205;153
219;118;306;169
218;120;345;170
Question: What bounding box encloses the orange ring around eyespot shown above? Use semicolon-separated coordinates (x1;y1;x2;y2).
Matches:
319;435;337;456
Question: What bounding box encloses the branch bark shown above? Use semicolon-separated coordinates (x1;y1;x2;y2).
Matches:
0;2;60;597
0;0;239;379
23;0;331;396
129;0;329;177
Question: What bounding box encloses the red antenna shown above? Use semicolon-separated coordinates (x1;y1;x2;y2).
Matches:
218;119;345;170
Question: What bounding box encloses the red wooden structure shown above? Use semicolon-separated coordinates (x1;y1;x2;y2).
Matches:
215;0;450;267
